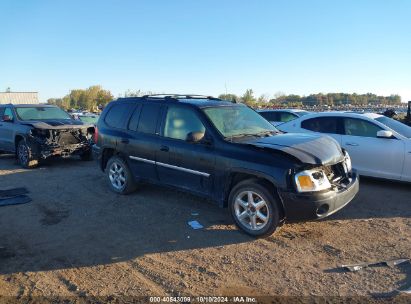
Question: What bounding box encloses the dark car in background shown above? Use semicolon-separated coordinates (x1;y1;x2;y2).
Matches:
0;104;95;168
93;95;359;237
257;109;311;126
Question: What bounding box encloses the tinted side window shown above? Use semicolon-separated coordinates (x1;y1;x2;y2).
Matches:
163;106;205;140
344;118;382;137
279;112;297;122
302;117;338;134
260;112;278;121
0;107;5;118
128;105;142;131
104;104;132;129
138;103;162;134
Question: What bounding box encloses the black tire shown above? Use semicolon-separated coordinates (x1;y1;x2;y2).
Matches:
16;140;39;169
228;179;280;237
80;149;93;161
105;155;137;194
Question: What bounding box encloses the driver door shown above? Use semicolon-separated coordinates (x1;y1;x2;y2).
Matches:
0;107;16;152
156;105;215;195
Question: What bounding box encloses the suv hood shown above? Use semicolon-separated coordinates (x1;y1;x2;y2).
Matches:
244;133;344;165
21;119;93;130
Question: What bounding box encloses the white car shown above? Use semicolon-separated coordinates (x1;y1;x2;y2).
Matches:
257;109;311;126
278;112;411;182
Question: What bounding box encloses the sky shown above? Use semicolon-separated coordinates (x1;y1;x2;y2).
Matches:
1;0;410;103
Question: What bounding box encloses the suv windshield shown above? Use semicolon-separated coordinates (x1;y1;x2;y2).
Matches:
203;105;278;138
375;116;411;138
16;107;72;121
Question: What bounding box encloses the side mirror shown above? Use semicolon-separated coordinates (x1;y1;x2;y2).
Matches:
186;131;205;143
2;115;13;122
377;130;393;138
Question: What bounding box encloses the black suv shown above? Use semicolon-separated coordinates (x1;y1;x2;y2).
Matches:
93;95;359;237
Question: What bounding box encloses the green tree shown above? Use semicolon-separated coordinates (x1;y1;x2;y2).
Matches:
241;89;256;106
218;93;238;102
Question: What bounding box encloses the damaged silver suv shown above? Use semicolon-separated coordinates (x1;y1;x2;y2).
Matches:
0;104;95;168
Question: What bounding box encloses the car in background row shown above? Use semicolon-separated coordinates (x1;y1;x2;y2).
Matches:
77;114;99;125
93;94;358;237
0;104;95;168
257;109;311;126
279;112;411;182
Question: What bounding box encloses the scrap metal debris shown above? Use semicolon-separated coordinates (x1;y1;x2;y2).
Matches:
0;187;28;198
323;244;342;257
397;287;411;294
0;195;32;207
188;220;203;230
341;258;410;272
0;188;31;207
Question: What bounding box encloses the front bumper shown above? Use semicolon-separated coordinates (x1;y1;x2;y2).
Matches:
279;170;359;221
34;143;91;159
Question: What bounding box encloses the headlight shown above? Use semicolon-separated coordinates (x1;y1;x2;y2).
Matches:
295;169;331;192
344;150;352;173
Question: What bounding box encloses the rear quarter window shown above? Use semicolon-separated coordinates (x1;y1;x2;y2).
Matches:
104;103;133;129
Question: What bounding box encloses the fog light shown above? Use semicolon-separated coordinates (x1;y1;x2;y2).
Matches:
316;204;330;216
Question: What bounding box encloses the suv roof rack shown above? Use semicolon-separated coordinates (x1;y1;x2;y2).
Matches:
141;94;222;101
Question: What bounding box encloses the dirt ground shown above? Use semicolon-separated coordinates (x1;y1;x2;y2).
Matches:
0;154;410;302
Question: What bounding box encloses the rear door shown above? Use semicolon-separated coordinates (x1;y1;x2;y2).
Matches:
341;117;405;180
124;102;163;182
156;105;215;195
300;116;343;145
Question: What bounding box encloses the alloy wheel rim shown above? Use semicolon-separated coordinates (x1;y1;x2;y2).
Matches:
18;144;29;165
234;191;269;231
109;162;126;190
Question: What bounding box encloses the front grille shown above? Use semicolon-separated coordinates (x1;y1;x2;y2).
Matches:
322;161;350;190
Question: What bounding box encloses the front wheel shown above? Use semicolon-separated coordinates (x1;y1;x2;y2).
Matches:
106;156;137;194
17;140;39;169
228;179;280;237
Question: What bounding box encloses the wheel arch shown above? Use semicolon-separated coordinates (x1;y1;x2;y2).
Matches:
14;134;27;154
223;169;286;221
101;147;129;171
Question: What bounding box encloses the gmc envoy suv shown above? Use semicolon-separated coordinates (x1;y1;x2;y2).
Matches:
93;95;359;237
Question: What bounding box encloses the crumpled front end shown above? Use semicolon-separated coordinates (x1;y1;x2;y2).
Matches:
27;127;94;159
279;151;359;221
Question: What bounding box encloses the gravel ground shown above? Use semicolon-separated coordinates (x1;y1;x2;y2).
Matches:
0;154;410;303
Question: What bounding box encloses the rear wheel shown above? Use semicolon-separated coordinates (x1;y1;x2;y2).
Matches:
17;140;39;169
229;179;280;237
106;156;137;194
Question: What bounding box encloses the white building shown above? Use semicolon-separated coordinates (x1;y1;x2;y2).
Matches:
0;92;39;104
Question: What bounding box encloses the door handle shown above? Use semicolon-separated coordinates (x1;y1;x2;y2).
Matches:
160;145;169;152
120;138;129;144
345;142;359;146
